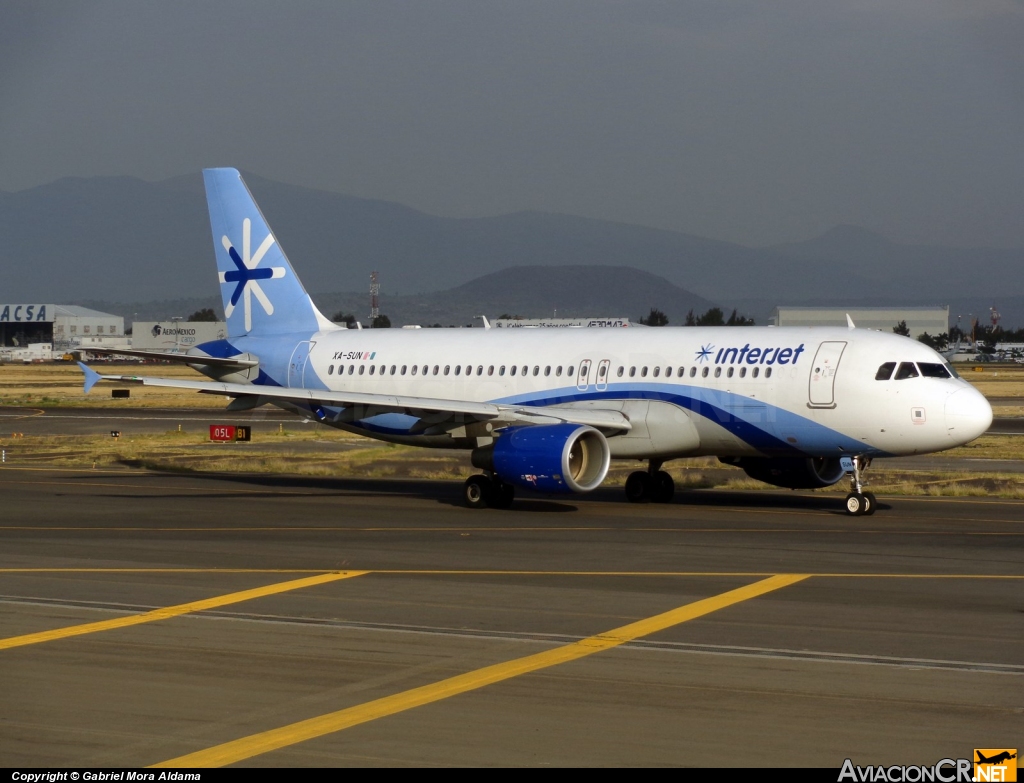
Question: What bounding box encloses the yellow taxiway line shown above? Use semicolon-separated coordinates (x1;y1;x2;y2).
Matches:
152;573;807;768
0;570;366;651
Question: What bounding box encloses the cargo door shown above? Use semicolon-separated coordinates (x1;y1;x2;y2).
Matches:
808;341;846;407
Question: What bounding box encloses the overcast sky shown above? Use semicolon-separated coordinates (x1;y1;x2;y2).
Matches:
2;1;1023;248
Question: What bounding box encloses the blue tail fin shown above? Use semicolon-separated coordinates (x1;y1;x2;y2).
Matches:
203;168;333;338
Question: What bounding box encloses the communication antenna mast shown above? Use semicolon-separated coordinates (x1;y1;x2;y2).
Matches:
370;271;380;326
990;305;1001;329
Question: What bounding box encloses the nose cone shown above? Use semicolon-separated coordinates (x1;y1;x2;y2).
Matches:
945;387;993;444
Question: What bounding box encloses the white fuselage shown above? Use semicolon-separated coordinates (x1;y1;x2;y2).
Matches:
250;324;992;460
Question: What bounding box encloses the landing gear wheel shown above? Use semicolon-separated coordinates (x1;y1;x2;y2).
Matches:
845;492;867;516
651;471;675;503
464;475;493;509
489;481;515;510
625;471;652;503
862;491;877;516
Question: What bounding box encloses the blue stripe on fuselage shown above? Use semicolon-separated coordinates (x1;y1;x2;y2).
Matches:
342;381;880;457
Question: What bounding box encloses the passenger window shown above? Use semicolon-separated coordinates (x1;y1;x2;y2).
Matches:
653;367;660;377
444;365;450;376
752;367;759;378
598;365;606;378
328;365;334;375
533;366;540;376
369;365;376;376
466;365;472;375
556;366;563;377
616;366;624;377
432;365;439;375
478;365;484;375
665;367;671;377
455;365;461;376
714;367;722;378
499;366;506;376
894;362;919;380
765;367;772;378
510;366;517;376
488;366;494;376
702;367;709;378
359;365;365;375
411;365;417;375
391;365;397;375
677;367;684;377
739;367;746;378
875;362;896;381
689;367;696;377
641;367;648;377
629;367;636;377
522;366;528;376
545;366;551;376
918;362;950;379
567;366;574;376
727;367;734;378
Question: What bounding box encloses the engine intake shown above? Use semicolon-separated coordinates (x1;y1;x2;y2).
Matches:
727;456;846;489
472;423;611;494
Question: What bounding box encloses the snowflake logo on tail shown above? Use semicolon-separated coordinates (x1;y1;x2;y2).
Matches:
218;218;286;332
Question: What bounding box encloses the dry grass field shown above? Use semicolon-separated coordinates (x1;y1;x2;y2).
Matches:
1;360;1022;497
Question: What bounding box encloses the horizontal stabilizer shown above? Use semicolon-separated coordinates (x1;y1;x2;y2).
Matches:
78;347;258;368
77;362;103;394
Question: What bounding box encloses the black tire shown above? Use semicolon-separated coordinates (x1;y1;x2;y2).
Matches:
651;471;675;503
863;491;877;516
464;475;492;509
489;481;515;509
845;492;866;516
625;471;651;503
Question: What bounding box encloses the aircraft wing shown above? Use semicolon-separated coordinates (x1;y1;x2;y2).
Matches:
77;363;631;432
74;347;258;368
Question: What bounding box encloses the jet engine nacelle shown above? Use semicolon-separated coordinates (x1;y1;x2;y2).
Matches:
472;423;611;493
727;456;846;489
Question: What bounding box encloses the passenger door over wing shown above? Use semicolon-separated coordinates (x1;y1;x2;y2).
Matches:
595;359;611;391
808;341;846;407
577;359;592;391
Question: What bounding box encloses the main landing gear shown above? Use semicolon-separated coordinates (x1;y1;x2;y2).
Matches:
844;456;876;516
625;460;675;504
463;474;515;509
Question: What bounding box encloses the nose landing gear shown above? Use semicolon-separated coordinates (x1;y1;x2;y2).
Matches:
844;456;876;516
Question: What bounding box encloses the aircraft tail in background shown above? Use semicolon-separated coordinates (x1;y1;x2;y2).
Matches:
202;167;334;339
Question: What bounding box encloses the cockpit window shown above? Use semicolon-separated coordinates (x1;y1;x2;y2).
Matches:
918;362;951;379
894;362;919;380
875;362;896;381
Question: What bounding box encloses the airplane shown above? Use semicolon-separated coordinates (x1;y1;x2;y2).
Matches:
77;168;993;515
976;751;1016;765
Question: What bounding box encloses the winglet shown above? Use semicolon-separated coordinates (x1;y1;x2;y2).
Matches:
846;313;856;330
77;362;102;394
478;315;491;329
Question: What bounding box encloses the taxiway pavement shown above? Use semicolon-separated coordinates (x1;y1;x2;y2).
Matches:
1;467;1021;767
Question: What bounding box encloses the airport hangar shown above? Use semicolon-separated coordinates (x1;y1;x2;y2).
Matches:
770;305;949;337
0;304;126;354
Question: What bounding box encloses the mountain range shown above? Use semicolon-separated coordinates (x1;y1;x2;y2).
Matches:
2;172;1022;327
